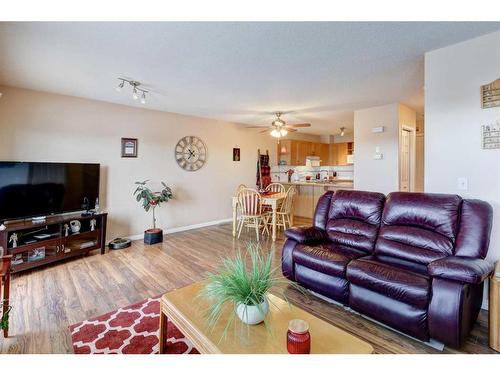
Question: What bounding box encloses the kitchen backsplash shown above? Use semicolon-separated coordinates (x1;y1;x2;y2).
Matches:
271;165;354;182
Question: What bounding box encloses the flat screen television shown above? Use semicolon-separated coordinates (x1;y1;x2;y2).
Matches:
0;161;100;221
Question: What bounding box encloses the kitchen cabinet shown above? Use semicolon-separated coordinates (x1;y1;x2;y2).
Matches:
277;140;353;166
337;142;349;165
277;140;292;165
292;184;315;218
318;143;330;165
296;142;312;165
328;142;354;166
283;183;353;218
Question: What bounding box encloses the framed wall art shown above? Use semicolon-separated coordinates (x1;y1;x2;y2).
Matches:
121;138;138;158
481;78;500;109
482;122;500;149
233;148;241;161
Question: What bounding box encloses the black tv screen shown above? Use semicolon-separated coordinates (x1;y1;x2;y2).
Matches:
0;162;100;221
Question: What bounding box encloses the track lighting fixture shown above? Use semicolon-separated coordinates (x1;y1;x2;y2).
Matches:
115;78;148;104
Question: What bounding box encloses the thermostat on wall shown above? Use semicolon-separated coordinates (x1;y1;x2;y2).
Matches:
372;126;385;133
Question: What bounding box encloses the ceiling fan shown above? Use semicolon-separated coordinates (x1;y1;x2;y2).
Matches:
246;112;311;138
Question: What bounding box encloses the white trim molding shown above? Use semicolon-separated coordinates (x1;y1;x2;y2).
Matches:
124;218;233;241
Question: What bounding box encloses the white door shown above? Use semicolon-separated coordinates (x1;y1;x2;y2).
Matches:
400;128;411;192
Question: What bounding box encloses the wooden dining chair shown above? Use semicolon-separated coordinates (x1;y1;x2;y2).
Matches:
1;253;12;338
276;186;297;230
265;183;286;193
263;182;286;213
236;188;267;241
236;184;247;193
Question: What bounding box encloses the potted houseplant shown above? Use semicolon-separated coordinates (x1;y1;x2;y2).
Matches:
1;302;11;333
133;180;173;244
200;243;304;338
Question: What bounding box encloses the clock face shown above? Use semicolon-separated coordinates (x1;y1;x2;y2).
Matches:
175;136;207;171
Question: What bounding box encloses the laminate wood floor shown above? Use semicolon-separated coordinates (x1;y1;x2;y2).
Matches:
0;218;495;354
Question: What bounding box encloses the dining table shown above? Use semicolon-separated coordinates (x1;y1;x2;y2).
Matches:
231;191;288;242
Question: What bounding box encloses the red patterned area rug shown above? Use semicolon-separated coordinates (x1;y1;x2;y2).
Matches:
69;297;199;354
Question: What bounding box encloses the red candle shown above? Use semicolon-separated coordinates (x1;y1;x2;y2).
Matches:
287;319;311;354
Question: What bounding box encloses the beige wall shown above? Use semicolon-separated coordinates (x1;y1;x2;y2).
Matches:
0;85;277;239
353;103;400;193
353;103;416;194
425;30;500;266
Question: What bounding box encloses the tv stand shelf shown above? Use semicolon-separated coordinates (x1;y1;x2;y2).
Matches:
0;212;107;273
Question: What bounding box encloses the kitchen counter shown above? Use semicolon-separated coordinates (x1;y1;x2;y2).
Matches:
279;181;354;219
280;180;353;189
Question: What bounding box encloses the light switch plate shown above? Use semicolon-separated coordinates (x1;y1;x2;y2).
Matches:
457;177;468;190
373;153;383;160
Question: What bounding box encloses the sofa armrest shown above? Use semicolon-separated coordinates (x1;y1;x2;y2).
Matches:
428;256;494;284
284;226;327;244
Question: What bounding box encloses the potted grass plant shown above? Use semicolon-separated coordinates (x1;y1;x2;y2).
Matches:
200;243;304;337
133;180;173;244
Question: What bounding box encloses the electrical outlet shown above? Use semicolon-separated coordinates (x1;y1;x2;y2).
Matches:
457;177;468;190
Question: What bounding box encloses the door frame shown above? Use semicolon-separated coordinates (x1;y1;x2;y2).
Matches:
399;124;416;192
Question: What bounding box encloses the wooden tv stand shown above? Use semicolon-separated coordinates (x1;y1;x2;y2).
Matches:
0;212;107;273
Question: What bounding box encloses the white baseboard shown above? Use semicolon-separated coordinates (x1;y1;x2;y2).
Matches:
124;218;233;241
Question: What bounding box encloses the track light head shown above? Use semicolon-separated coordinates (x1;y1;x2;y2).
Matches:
115;80;125;92
340;127;345;137
140;92;146;104
132;88;139;100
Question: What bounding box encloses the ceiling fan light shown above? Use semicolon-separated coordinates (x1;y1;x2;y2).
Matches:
270;129;280;138
280;129;288;137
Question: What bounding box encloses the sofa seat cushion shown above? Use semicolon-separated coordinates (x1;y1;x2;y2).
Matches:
346;256;430;309
293;243;367;278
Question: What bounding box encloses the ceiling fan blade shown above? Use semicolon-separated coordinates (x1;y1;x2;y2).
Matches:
259;129;270;133
286;128;298;132
246;125;269;129
287;123;311;128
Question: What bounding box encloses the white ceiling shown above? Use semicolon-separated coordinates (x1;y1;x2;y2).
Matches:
1;22;499;135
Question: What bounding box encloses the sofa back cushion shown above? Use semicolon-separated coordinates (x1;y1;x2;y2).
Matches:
313;191;334;230
375;192;462;265
326;190;385;253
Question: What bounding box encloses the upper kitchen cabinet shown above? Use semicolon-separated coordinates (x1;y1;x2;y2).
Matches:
277;140;352;166
318;143;330;165
296;141;312;165
329;142;354;166
276;140;292;165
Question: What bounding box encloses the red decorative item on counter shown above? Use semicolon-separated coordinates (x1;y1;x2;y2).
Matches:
287;319;311;354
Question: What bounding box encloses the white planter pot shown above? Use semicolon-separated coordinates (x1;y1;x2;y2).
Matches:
236;298;269;325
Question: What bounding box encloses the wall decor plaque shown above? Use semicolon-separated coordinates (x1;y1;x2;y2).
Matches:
481;78;500;109
482;122;500;149
121;137;138;157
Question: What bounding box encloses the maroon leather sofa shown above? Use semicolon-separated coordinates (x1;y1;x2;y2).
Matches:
282;190;494;348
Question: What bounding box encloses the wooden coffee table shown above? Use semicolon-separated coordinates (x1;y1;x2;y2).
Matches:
159;281;374;354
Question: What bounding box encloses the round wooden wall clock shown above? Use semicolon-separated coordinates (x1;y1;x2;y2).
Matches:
174;136;207;171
